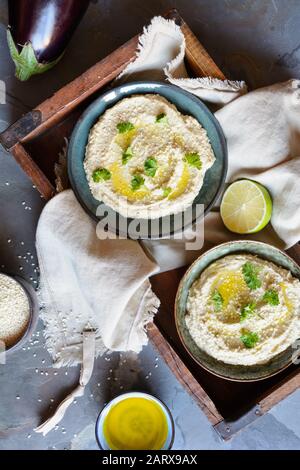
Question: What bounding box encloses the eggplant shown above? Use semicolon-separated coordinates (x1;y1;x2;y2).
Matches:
7;0;90;81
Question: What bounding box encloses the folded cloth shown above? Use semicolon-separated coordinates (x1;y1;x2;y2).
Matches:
144;79;300;271
36;190;159;367
118;16;247;104
35;189;160;434
217;79;300;246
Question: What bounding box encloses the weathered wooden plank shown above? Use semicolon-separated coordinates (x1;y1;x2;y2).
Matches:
148;322;223;426
11;143;55;200
166;9;225;79
259;369;300;413
1;36;139;148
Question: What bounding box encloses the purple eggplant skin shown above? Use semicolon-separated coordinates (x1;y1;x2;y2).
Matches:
7;0;90;81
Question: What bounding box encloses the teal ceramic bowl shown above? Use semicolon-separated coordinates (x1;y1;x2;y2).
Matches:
175;240;300;382
68;81;227;238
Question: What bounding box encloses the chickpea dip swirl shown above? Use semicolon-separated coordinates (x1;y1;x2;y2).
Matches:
185;254;300;366
84;94;215;219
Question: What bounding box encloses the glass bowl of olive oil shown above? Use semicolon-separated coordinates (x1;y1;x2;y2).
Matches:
95;392;175;450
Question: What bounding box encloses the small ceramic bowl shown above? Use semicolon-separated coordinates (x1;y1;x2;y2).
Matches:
0;273;38;355
95;391;175;450
68;81;227;239
175;240;300;382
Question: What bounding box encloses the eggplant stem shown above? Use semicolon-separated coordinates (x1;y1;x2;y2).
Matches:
7;29;63;81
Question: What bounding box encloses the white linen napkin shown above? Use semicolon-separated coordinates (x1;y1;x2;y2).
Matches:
118;16;247;105
217;79;300;246
143;78;300;271
36;189;159;367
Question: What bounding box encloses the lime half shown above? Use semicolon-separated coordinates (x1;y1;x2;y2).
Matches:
220;180;272;234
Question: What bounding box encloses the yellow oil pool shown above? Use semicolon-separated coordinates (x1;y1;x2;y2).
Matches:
103;397;169;450
110;162;149;201
168;163;190;200
212;270;248;306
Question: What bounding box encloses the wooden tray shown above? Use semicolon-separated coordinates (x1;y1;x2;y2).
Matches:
1;9;299;440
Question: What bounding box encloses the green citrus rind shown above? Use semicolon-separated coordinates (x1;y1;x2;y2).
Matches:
220;179;273;234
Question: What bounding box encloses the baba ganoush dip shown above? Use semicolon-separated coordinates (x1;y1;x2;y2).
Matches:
185;254;300;366
84;94;215;218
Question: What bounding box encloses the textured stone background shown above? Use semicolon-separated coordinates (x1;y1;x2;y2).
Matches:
0;0;299;450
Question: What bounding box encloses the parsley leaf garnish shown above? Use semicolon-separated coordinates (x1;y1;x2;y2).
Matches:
242;262;261;290
240;331;259;348
263;289;279;306
117;121;134;133
211;289;224;312
122;146;133;165
156;113;168;124
184;152;202;170
131;174;145;191
144;157;158;177
163;187;172;198
240;302;256;322
92;168;111;182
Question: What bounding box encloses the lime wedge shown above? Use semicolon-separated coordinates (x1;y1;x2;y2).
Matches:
220;180;272;234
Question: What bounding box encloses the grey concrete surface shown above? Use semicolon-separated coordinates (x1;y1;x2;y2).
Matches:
0;0;300;450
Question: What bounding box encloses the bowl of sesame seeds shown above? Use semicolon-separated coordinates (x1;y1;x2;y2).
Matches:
0;272;38;355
